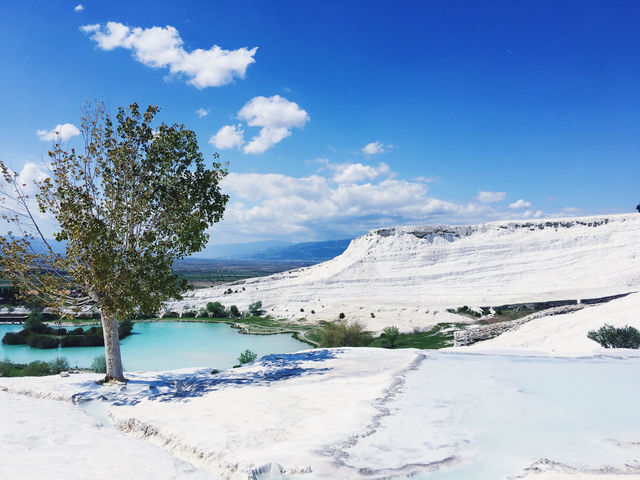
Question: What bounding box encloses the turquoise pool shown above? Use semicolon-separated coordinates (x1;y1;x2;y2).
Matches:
0;322;308;371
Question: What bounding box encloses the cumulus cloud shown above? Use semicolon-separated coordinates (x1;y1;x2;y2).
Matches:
80;22;257;88
211;162;496;242
476;191;506;203
210;124;245;150
36;123;80;141
196;108;209;118
213;95;309;154
74;4;84;12
362;141;385;155
331;162;392;183
509;199;532;209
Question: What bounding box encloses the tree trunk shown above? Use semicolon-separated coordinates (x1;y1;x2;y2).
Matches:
101;312;126;382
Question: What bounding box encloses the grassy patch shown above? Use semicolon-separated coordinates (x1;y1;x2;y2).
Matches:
369;323;468;350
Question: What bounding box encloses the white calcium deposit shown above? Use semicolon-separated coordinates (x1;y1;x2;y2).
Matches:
2;349;639;480
167;213;640;332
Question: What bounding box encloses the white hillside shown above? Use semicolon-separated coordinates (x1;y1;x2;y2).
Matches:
168;213;640;330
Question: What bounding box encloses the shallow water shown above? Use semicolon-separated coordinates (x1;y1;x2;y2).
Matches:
383;352;640;480
0;322;307;371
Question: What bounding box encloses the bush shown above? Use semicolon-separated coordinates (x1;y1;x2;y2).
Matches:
587;324;640;349
0;358;13;377
248;301;263;316
383;325;400;348
69;327;84;335
2;332;27;345
22;361;52;376
49;357;70;374
338;312;346;319
59;335;86;347
181;310;198;318
27;335;59;349
229;305;240;317
25;312;47;333
319;320;372;347
206;302;227;318
238;349;258;365
118;319;134;338
91;355;107;373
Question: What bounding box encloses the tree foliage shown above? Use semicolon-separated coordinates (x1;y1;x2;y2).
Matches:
0;103;229;381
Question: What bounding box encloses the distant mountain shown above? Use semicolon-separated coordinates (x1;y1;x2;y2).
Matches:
241;239;351;262
188;240;289;259
189;239;351;263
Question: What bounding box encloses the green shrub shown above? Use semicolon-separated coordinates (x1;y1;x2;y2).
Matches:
248;301;263;316
229;305;240;317
27;335;59;349
206;302;227;317
383;326;400;348
2;332;27;345
69;327;84;335
25;312;47;333
0;358;13;377
22;361;52;376
587;324;640;349
338;312;345;319
238;349;258;365
181;310;198;318
91;355;107;373
118;319;134;338
49;357;70;374
319;320;372;347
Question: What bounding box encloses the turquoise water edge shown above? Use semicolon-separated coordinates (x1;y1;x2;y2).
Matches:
0;322;307;371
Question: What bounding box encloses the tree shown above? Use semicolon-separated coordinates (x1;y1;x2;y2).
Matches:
248;300;263;316
206;301;226;318
0;103;228;382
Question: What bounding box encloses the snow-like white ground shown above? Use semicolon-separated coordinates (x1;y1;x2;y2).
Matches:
3;213;640;479
0;389;216;479
2;349;639;480
457;291;640;356
166;214;640;332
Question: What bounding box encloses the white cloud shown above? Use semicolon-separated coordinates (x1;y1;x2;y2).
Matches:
414;176;438;183
74;4;84;12
81;22;257;88
509;199;533;209
36;123;80;141
211;162;496;242
210;124;245;150
331;162;392;183
476;191;506;203
362;141;385;155
196;108;209;118
229;95;309;154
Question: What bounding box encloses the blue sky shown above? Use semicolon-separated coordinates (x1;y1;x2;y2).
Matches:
1;1;638;244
